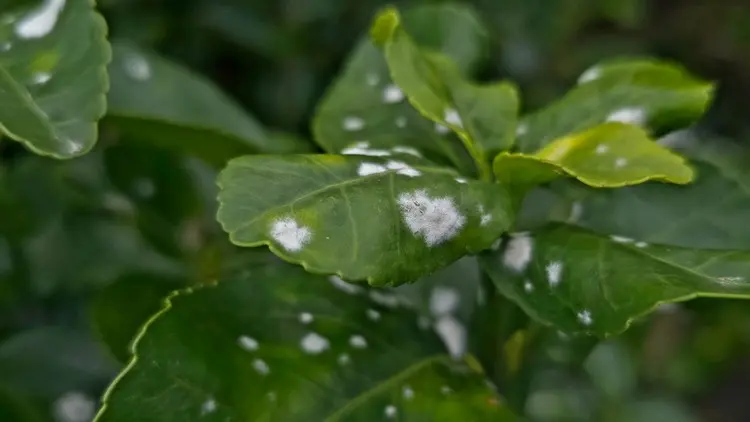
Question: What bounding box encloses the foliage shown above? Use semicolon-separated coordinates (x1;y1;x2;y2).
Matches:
2;0;750;421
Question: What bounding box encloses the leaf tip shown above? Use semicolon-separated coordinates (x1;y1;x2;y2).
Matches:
370;6;401;47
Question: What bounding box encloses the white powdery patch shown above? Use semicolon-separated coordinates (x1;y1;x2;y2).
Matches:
478;205;492;226
568;201;583;222
391;146;421;157
298;312;314;324
595;144;609;155
523;280;534;293
434;122;450;134
434;315;466;359
577;66;601;84
502;233;533;273
577;310;593;326
337;353;351;365
238;335;259;352
382;83;405;103
342;141;390;157
385;405;398;419
366;308;381;321
124;53;151;81
455;177;468;184
386;160;421;177
444;108;463;128
429;286;460;316
546;261;563;287
349;335;368;349
252;358;271;375
397;189;466;247
270;217;312;252
366;73;380;86
357;162;387;176
53;391;94;422
610;235;633;244
201;398;217;415
395;116;408;128
615;157;628;168
342;116;365;131
516;122;528;136
15;0;66;39
329;275;363;294
369;290;400;308
300;332;330;354
635;241;648;248
402;386;415;400
606;107;646;125
31;72;51;85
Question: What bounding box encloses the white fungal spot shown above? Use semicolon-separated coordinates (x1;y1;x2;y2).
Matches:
337;353;351;365
391;146;421;157
402;386;415;400
606;107;646;125
124;54;151;81
343;116;365;131
444;108;463;128
300;332;330;354
610;235;633;244
252;358;270;375
382;84;405;103
635;241;648;248
524;280;534;293
578;66;601;84
455;177;468;184
546;261;563;287
53;391;94;422
615;157;628;168
329;275;363;294
717;276;745;285
568;201;583;222
430;287;460;316
395;116;407;128
366;308;381;321
238;335;259;351
435;122;450;134
577;310;593;326
299;312;314;324
342;141;390;157
478;205;492;226
31;72;51;85
369;290;400;308
385;405;398;418
386;160;421;177
357;162;387;176
366;73;380;86
434;315;466;359
201;398;217;415
15;0;66;39
270;217;312;252
516;123;528;136
397;189;466;247
502;233;533;273
349;335;368;349
595;144;609;155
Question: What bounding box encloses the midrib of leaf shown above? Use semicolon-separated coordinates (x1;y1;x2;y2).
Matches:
0;67;56;149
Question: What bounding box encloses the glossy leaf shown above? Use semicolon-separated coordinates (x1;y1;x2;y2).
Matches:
373;8;519;179
217;155;513;286
312;4;486;173
95;266;516;422
0;0;110;158
107;42;310;166
517;58;714;153
480;224;750;337
494;123;693;197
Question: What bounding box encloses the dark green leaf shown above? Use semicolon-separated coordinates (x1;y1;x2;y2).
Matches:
0;0;110;158
480;224;750;337
95;266;516;421
517;58;714;153
373;8;519;179
217;155;513;286
0;387;43;422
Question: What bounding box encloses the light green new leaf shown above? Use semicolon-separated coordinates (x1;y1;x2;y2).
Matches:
494;123;693;197
94;266;517;422
517;58;714;153
479;224;750;337
312;4;487;173
373;8;519;180
107;42;311;166
217;155;513;286
0;0;110;158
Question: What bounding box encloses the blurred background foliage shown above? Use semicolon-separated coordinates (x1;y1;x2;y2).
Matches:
1;0;750;421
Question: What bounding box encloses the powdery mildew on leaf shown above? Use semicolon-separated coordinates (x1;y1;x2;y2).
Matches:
546;261;563;287
269;217;312;252
15;0;66;39
502;233;533;273
300;332;330;355
606;107;646;125
397;189;466;247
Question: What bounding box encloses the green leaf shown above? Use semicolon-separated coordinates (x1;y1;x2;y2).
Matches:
479;223;750;337
311;4;487;174
517;58;714;153
0;0;110;158
583;340;636;400
217;155;513;286
0;387;43;422
373;8;519;180
494;123;694;197
107;42;310;166
95;266;517;421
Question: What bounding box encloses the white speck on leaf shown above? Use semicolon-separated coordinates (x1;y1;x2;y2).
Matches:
386;160;421;177
299;312;314;324
300;332;330;354
15;0;66;39
31;72;51;85
397;189;466;247
337;353;350;365
516;122;528;136
434;315;466;359
606;107;646;125
366;73;379;86
568;201;583;222
343;116;365;131
369;290;400;308
366;308;381;321
329;275;363;294
0;42;10;52
395;116;407;128
252;358;270;375
270;217;312;252
430;287;460;316
595;144;609;155
357;162;387;176
455;177;468;184
201;398;217;415
615;157;628;168
578;66;601;84
635;241;648;248
382;84;405;103
385;405;398;418
610;235;633;243
502;233;533;273
524;280;534;293
478;205;492;226
124;54;152;81
444;108;463;128
546;261;563;287
391;146;421;157
402;386;415;399
53;391;94;422
349;335;368;349
577;310;593;326
238;335;259;351
435;122;450;134
342;141;390;157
